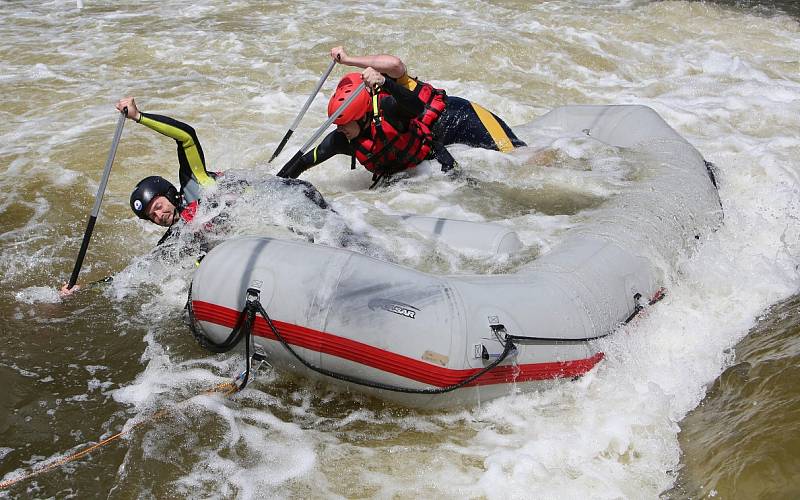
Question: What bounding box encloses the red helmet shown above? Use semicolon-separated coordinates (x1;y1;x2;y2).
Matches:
328;72;370;125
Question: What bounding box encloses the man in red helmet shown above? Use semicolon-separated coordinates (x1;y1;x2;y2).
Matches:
277;46;526;183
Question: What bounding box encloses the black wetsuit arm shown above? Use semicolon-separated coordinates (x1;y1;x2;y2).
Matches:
381;78;425;118
278;131;353;178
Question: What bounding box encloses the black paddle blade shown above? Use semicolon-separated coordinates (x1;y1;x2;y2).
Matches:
268;129;293;163
67;216;97;288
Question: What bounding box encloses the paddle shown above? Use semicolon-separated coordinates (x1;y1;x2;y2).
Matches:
268;60;337;163
276;82;367;178
65;108;127;290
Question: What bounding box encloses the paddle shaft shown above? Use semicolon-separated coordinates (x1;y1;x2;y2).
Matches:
276;82;367;178
67;109;127;289
269;60;337;163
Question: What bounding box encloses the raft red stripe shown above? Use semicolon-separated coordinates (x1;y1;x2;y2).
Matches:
191;301;603;388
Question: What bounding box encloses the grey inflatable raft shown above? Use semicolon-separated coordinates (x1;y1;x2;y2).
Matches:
187;105;722;408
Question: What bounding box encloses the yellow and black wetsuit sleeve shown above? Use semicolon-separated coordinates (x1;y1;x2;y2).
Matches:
138;112;216;193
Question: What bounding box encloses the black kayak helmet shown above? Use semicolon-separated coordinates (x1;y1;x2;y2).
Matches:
130;176;180;220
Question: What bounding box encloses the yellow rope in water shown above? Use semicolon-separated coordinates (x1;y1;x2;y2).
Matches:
0;380;239;490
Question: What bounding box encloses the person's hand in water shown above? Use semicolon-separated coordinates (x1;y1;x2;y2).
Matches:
59;281;80;298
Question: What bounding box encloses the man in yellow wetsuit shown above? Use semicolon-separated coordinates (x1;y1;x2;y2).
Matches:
119;97;327;230
60;96;329;296
120;96;219;228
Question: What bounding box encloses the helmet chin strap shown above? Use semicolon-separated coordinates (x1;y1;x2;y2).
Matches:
169;195;189;226
357;114;370;132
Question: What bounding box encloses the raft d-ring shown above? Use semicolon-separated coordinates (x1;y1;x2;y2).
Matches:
582;128;591;136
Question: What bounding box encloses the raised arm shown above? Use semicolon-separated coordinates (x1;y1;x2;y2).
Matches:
115;97;215;195
330;46;406;79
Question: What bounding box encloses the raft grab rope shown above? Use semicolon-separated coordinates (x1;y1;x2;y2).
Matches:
190;284;520;395
188;285;669;395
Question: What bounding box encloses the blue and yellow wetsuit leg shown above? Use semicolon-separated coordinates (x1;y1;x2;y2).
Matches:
137;112;217;203
393;74;525;153
431;96;526;152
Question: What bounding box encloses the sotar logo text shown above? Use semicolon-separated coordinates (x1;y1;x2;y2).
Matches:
389;305;416;319
368;298;419;320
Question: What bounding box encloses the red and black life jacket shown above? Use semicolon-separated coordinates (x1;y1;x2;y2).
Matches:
179;199;199;223
179;170;223;224
352;81;447;175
